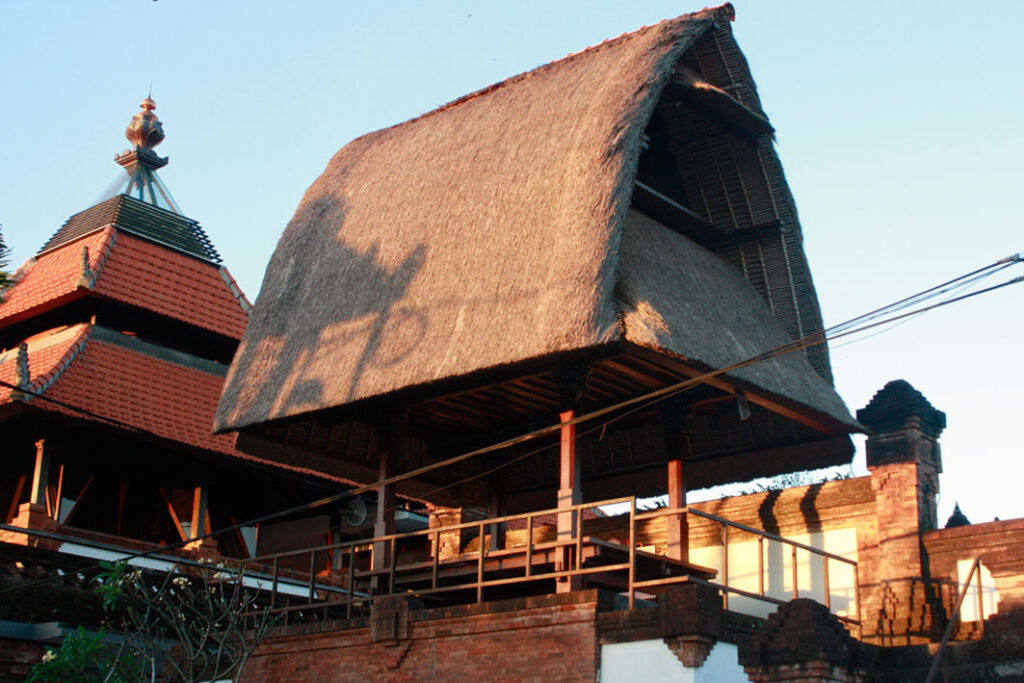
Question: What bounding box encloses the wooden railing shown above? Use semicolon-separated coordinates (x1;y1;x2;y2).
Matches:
232;498;860;629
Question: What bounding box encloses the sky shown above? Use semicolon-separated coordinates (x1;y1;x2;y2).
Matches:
1;1;1021;524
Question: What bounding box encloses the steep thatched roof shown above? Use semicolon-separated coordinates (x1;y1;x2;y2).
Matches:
216;4;854;433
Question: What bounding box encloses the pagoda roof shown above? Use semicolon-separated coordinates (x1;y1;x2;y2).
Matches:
0;323;352;484
43;194;220;263
0;222;249;339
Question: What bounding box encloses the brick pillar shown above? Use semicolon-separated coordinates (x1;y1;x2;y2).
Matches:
0;440;59;549
857;379;946;645
0;503;58;549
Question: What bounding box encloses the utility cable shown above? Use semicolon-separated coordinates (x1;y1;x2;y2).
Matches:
1;256;1022;596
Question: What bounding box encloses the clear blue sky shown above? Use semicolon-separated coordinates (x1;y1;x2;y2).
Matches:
2;1;1021;524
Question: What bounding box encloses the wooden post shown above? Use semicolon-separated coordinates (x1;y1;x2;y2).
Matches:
489;485;506;552
662;399;690;562
190;484;209;541
557;409;582;539
29;440;51;508
554;364;588;593
372;437;397;581
557;410;582;592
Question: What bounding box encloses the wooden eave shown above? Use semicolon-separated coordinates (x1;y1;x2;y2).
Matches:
233;339;855;507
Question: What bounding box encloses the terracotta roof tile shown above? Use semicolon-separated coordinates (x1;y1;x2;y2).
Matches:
0;324;349;484
0;229;114;324
0;228;249;339
91;232;249;339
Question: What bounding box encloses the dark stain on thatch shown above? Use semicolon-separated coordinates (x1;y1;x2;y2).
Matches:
216;4;854;433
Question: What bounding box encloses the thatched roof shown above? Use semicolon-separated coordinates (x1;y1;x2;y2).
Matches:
216;4;854;433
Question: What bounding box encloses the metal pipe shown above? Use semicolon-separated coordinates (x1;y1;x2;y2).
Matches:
791;544;799;599
926;556;982;683
628;498;636;610
722;523;730;610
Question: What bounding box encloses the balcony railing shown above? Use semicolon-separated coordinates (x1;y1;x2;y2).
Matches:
231;497;860;630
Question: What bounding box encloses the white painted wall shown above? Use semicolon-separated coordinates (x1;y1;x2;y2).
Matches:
957;559;999;621
689;527;858;621
600;639;745;683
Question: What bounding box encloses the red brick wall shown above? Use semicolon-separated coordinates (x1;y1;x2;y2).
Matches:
0;638;45;681
244;594;600;682
925;518;1024;610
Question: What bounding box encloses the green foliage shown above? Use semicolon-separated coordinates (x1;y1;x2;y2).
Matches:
26;626;138;682
95;560;129;612
0;225;12;293
28;559;278;682
738;467;853;495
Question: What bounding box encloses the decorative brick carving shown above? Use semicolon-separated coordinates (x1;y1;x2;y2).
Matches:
857;380;946;440
738;598;864;682
665;634;716;667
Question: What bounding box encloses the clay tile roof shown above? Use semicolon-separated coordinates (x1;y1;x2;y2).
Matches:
0;324;352;484
0;228;249;339
0;228;115;324
91;231;249;339
216;4;855;434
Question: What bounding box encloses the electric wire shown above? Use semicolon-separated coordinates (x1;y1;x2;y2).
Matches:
1;256;1021;597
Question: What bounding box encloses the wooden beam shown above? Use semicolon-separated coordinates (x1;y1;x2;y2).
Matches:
60;476;93;527
234;431;466;505
49;464;64;521
631;181;726;248
160;488;189;542
29;440;50;508
190;485;209;541
625;344;843;435
6;476;26;524
666;69;774;137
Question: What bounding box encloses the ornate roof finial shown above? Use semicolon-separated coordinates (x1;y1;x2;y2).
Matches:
102;93;182;213
125;93;165;151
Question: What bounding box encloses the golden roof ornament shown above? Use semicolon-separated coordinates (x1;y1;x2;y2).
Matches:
116;92;168;171
125;94;165;150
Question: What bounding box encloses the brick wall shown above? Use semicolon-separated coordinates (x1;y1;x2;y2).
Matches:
244;592;600;681
925;518;1024;611
0;638;45;681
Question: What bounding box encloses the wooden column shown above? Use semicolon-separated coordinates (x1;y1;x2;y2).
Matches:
556;409;582;592
557;409;582;541
372;436;397;578
190;485;209;541
29;440;51;508
489;485;506;552
554;364;588;593
662;400;690;562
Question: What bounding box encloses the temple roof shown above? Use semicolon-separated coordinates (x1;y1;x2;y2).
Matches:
0;323;350;484
216;4;855;435
0;225;249;339
41;194;221;263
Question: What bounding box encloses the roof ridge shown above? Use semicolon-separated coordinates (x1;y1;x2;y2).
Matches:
339;6;729;149
76;226;118;289
9;324;93;403
218;266;253;313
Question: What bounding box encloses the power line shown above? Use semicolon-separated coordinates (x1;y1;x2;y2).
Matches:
1;256;1021;596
